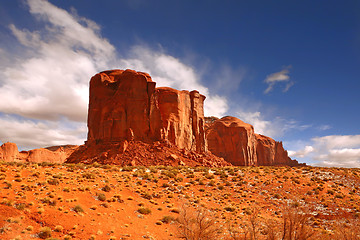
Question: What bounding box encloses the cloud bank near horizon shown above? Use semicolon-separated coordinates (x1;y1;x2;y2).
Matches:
288;135;360;167
0;0;228;149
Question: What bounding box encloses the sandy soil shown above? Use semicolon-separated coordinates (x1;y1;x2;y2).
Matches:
0;162;359;239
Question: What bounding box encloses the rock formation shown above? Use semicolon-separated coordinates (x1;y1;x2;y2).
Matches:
0;142;78;164
206;116;257;166
205;116;300;166
66;69;226;167
0;69;300;167
87;69;206;152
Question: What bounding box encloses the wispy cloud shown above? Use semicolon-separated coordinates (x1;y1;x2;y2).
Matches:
236;109;311;139
264;66;294;94
288;135;360;167
0;0;229;149
118;45;229;117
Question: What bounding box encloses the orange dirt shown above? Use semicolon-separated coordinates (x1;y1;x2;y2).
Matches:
0;163;359;239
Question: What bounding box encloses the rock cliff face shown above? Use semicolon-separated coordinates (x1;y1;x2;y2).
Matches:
205;116;299;166
87;69;206;152
0;142;78;163
206;116;257;166
0;69;299;167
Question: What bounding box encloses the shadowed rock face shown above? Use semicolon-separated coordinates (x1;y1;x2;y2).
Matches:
206;116;300;166
87;69;207;152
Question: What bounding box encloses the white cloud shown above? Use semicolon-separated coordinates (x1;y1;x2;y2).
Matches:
318;124;332;131
0;115;86;150
288;135;360;167
1;0;115;122
0;0;229;149
236;110;310;139
264;66;294;94
288;145;314;158
118;45;228;117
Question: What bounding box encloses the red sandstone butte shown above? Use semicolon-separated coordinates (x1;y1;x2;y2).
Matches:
205;116;257;166
205;116;300;166
87;69;206;152
0;142;78;164
0;69;299;167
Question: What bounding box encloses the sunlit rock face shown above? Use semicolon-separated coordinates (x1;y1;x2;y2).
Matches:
205;116;300;166
87;69;207;152
205;116;257;166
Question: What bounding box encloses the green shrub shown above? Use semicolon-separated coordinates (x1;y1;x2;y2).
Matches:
38;226;52;239
102;185;111;192
224;206;236;212
138;207;151;215
161;215;175;224
97;193;106;201
47;178;59;185
73;205;84;213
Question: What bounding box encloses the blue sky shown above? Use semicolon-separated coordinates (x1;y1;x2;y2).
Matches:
0;0;359;167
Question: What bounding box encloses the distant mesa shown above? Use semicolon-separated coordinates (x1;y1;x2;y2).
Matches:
0;142;77;164
0;69;302;167
205;116;300;166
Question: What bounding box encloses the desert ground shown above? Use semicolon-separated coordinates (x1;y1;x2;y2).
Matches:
0;162;359;240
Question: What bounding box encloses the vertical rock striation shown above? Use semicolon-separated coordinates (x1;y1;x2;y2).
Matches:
86;69;207;152
205;116;300;166
205;116;257;165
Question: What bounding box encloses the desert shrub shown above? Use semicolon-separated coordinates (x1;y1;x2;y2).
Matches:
208;180;215;187
38;226;52;239
73;205;84;213
228;208;262;240
138;207;151;215
82;172;96;179
101;184;111;192
161;215;175;224
176;205;222;240
224;206;236;212
97;193;106;201
4;181;12;189
26;225;34;231
47;178;59;185
54;225;64;232
333;219;360;240
122;166;134;172
141;192;152;200
280;205;317;240
170;208;180;214
14;202;27;210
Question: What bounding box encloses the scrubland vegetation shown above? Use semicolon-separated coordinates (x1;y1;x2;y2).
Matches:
0;161;359;239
